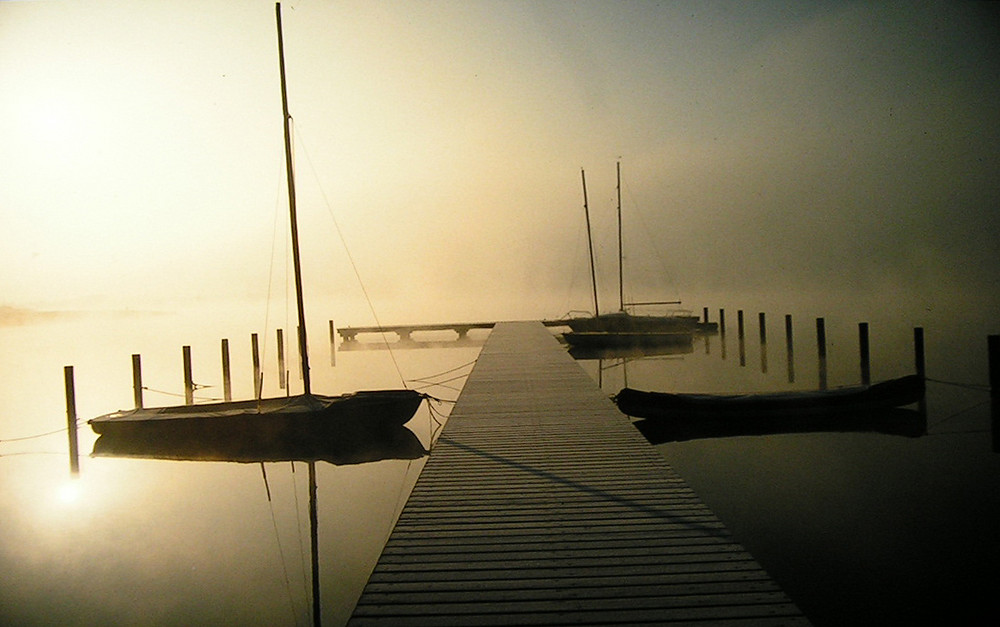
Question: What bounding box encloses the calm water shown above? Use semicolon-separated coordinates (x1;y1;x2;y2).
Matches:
2;296;998;625
578;297;1000;627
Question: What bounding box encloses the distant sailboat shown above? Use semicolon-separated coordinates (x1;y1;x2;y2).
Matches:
563;162;705;350
90;2;423;444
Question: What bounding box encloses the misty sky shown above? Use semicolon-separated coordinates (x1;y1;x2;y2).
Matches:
2;0;998;323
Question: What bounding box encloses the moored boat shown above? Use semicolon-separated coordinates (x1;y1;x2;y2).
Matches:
88;3;424;446
614;374;925;420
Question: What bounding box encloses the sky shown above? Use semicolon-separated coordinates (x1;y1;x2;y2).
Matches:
2;0;998;325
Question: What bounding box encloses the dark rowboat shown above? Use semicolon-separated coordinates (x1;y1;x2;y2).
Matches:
89;390;424;442
614;374;925;420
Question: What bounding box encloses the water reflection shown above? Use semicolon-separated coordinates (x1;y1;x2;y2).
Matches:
92;424;428;465
633;407;927;444
575;305;1000;626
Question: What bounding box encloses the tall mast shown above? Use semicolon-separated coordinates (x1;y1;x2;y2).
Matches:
581;169;600;317
275;2;311;396
616;161;623;313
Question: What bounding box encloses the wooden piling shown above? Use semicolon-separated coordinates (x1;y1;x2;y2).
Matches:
914;327;925;379
277;328;286;390
183;346;194;405
252;333;262;400
859;323;871;385
64;366;80;475
816;318;827;390
131;354;143;409
737;310;746;367
758;312;767;373
989;335;999;452
719;309;727;360
221;339;232;401
329;320;336;367
987;335;999;399
785;314;795;383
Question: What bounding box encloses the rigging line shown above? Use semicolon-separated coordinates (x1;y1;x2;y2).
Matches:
620;175;681;304
260;462;301;627
293;127;407;387
261;155;287;390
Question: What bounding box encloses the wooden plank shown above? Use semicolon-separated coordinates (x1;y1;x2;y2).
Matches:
347;321;810;626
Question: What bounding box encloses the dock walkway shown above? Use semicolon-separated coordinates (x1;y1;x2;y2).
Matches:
349;321;809;625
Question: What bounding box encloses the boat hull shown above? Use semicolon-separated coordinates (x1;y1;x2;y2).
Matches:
566;312;699;333
614;375;925;420
89;390;425;444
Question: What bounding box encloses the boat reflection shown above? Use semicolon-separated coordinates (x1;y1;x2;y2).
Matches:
632;407;927;444
567;337;695;360
91;422;427;465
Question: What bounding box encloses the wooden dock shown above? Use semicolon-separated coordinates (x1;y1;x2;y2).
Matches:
335;319;569;343
348;321;810;626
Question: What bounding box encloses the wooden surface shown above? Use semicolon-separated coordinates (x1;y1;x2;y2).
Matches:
349;321;810;626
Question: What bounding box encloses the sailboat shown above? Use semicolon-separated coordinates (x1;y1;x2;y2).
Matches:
89;3;424;443
562;163;704;351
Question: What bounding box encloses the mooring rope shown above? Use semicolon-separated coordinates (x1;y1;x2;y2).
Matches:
927;399;993;430
926;377;991;392
406;359;477;394
0;418;88;444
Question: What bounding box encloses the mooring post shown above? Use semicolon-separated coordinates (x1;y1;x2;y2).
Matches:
183;346;194;405
252;332;262;400
64;366;80;476
221;339;232;401
132;354;143;409
859;323;871;385
816;318;827;390
329;320;336;367
719;308;727;360
703;307;709;324
914;327;925;379
737;310;746;367
277;328;286;390
759;312;768;373
987;335;999;399
785;314;795;383
990;336;999;452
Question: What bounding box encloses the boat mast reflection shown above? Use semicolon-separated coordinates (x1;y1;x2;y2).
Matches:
91;424;427;627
